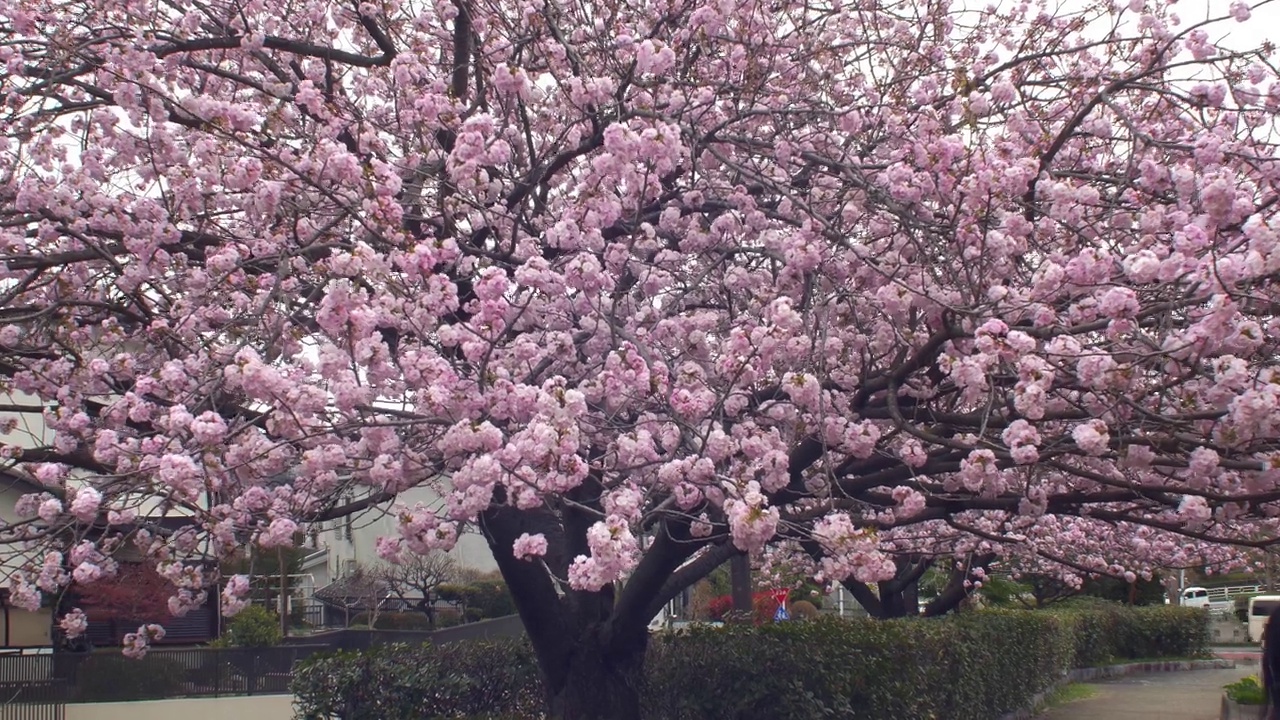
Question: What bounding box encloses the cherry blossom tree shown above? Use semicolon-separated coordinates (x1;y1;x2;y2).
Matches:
3;0;1280;716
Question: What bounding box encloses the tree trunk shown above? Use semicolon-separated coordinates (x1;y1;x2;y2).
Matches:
877;581;913;618
417;598;436;629
544;632;646;720
922;553;996;617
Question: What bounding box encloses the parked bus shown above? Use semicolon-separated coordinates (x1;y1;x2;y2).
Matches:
1247;595;1280;643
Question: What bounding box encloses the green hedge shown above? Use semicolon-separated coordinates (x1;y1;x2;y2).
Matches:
292;639;544;720
349;610;436;631
1046;603;1209;666
68;653;187;702
292;605;1209;720
644;612;1076;720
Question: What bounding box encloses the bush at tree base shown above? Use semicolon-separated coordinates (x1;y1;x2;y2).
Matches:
706;591;781;624
214;605;282;647
291;605;1208;719
348;611;435;631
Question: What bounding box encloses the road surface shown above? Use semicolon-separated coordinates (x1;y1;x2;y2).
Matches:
1037;666;1252;720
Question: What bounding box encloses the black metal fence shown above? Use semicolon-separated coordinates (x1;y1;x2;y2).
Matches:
0;614;526;707
0;701;63;720
0;655;63;720
0;678;65;720
0;645;328;705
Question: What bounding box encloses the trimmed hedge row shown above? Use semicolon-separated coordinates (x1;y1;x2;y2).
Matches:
291;605;1209;720
1050;603;1209;667
291;640;544;720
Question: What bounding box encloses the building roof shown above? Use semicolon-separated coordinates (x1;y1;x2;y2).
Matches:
314;573;390;607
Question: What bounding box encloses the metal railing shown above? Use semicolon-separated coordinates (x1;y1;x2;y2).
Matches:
0;645;328;704
0;614;526;707
0;676;65;720
1205;584;1265;603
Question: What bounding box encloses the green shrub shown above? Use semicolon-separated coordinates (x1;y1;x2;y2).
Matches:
1225;675;1265;705
1045;604;1209;666
1109;606;1209;660
645;613;1074;720
293;606;1210;720
437;579;517;620
436;608;464;628
71;653;186;702
292;639;544;720
220;605;283;647
789;600;819;619
349;611;434;631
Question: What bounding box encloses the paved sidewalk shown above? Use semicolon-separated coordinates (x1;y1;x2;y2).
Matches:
1037;666;1252;720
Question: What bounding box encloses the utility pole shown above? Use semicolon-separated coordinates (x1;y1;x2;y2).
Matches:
278;547;289;639
730;553;752;622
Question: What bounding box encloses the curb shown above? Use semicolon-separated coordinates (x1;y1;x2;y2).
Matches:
1216;651;1260;664
997;659;1236;720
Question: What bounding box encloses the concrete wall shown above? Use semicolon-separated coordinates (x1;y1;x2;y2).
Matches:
67;695;295;720
6;607;52;647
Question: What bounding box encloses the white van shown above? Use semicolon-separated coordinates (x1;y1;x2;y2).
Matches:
1247;595;1280;643
1180;586;1211;608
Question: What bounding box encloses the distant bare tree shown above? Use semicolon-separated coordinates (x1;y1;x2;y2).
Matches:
317;563;388;628
378;553;457;628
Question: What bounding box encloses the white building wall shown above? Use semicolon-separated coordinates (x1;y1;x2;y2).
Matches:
1;394;58;647
1;391;53;583
313;484;496;581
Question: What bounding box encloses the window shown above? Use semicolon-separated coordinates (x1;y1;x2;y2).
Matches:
337;491;354;541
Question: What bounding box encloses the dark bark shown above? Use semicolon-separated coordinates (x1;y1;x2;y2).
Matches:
841;555;931;619
544;623;648;720
413;597;437;628
922;553;996;617
877;576;919;618
479;503;717;720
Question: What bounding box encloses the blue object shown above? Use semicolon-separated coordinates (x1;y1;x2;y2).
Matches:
774;605;790;622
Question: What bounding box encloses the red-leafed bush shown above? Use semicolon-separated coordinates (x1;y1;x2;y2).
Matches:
707;592;782;624
74;562;172;622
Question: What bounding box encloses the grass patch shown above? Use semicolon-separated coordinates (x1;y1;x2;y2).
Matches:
1043;683;1098;708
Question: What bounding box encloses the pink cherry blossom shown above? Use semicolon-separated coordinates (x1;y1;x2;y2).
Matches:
7;578;41;612
257;518;298;549
2;0;1279;691
512;533;548;561
1072;421;1112;456
69;486;102;522
122;624;165;659
221;575;251;617
37;498;62;524
59;609;89;638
